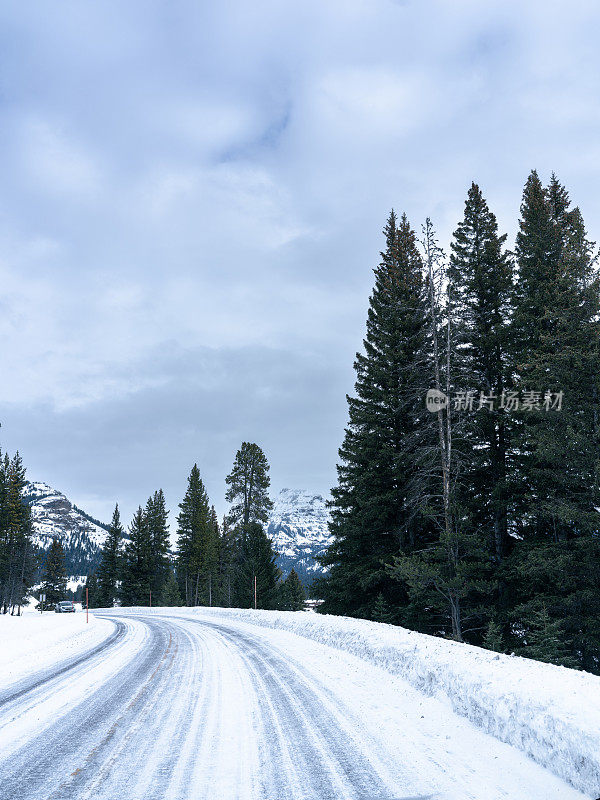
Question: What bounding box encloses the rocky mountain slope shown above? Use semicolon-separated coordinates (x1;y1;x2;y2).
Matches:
23;482;107;575
266;488;332;587
23;481;332;589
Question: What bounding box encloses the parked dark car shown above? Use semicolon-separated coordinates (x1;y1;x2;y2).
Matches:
55;600;75;613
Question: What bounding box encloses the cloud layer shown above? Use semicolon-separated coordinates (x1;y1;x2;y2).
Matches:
1;0;599;524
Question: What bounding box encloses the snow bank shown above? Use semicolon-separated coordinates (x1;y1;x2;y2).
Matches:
184;607;600;797
0;611;114;690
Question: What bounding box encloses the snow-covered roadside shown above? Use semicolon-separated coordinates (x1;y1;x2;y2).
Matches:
126;606;599;797
0;612;115;690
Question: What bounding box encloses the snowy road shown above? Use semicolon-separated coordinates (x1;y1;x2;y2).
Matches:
0;611;590;800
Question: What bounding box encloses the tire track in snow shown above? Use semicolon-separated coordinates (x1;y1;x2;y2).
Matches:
145;618;260;800
0;617;169;800
0;619;126;712
197;620;416;800
0;610;590;800
56;632;177;799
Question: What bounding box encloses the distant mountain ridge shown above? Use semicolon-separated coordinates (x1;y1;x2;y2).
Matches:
266;488;332;587
23;481;332;588
23;482;106;574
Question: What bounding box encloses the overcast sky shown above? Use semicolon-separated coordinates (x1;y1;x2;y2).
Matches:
1;0;599;526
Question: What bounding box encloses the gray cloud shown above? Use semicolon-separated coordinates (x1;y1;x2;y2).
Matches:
1;0;599;526
0;343;351;523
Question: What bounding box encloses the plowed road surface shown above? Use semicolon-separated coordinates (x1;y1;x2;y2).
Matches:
0;611;587;800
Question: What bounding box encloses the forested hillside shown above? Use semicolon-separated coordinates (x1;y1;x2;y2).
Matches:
23;482;106;574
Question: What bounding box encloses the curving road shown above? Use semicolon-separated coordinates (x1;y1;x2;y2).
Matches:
0;611;588;800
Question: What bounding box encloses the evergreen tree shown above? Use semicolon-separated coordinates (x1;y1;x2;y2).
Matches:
510;170;600;543
482;617;505;653
120;507;153;606
225;443;273;529
388;218;485;643
82;571;99;608
278;568;305;611
507;171;600;669
96;504;124;607
215;515;237;607
448;183;513;569
232;522;280;609
421;183;515;641
40;537;67;609
176;465;218;606
505;536;600;671
159;568;182;606
146;490;170;600
206;506;220;606
315;211;433;621
515;604;578;668
389;520;491;641
0;451;35;614
371;592;394;623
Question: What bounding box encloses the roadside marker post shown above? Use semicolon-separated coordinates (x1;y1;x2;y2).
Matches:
86;587;89;624
254;575;257;610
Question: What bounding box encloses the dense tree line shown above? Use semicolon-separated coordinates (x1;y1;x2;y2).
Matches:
174;443;303;611
89;442;304;612
315;171;600;673
87;491;174;608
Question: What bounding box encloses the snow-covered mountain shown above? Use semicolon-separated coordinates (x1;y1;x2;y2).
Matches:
23;482;108;574
266;489;332;586
22;481;332;587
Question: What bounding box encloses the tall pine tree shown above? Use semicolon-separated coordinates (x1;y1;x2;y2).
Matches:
96;504;124;607
40;537;67;609
0;451;35;615
176;465;218;606
315;211;432;620
146;490;170;601
510;170;600;542
448;182;513;569
506;171;600;669
225;443;273;529
121;507;153;606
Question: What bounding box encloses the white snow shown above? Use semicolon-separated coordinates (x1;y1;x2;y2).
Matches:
0;606;594;799
66;575;87;592
266;488;331;571
25;480;108;550
0;611;114;686
174;607;600;797
0;613;148;769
